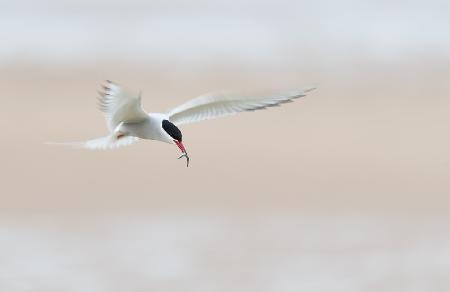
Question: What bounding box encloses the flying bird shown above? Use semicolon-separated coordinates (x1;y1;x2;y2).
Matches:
62;81;315;166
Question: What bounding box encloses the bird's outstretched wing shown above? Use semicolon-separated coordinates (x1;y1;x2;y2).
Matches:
98;80;148;131
167;88;315;125
48;135;140;150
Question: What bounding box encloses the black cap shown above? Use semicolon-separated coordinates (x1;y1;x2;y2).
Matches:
162;120;182;141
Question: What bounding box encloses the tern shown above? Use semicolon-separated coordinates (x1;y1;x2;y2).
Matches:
60;81;315;166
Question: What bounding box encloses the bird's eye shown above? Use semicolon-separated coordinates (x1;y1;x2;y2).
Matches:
162;120;182;141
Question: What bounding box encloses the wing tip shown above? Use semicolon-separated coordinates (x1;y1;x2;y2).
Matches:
303;86;317;94
45;141;85;149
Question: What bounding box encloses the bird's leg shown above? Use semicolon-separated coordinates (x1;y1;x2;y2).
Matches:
114;123;127;140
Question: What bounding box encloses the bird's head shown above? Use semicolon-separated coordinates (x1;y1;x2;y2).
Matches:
162;120;189;166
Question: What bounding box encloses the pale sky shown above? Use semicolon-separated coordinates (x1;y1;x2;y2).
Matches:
1;0;449;65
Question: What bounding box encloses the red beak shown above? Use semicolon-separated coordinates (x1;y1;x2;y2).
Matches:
174;140;189;167
174;140;186;153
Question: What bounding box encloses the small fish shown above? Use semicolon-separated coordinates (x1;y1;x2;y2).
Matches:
178;152;190;167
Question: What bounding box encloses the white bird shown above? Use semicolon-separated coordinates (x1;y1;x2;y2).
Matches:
62;81;315;166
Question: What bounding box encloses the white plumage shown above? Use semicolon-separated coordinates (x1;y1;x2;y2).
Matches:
98;81;148;131
168;89;314;125
55;81;315;166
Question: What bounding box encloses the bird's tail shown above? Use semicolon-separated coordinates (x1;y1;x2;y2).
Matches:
46;134;140;150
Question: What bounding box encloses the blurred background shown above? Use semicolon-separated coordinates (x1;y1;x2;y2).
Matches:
1;0;450;291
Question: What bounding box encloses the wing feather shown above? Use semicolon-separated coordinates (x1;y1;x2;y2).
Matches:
167;88;315;125
47;135;140;150
98;80;148;131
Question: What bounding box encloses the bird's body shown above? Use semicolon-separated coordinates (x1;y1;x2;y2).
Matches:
59;80;315;166
119;114;171;142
